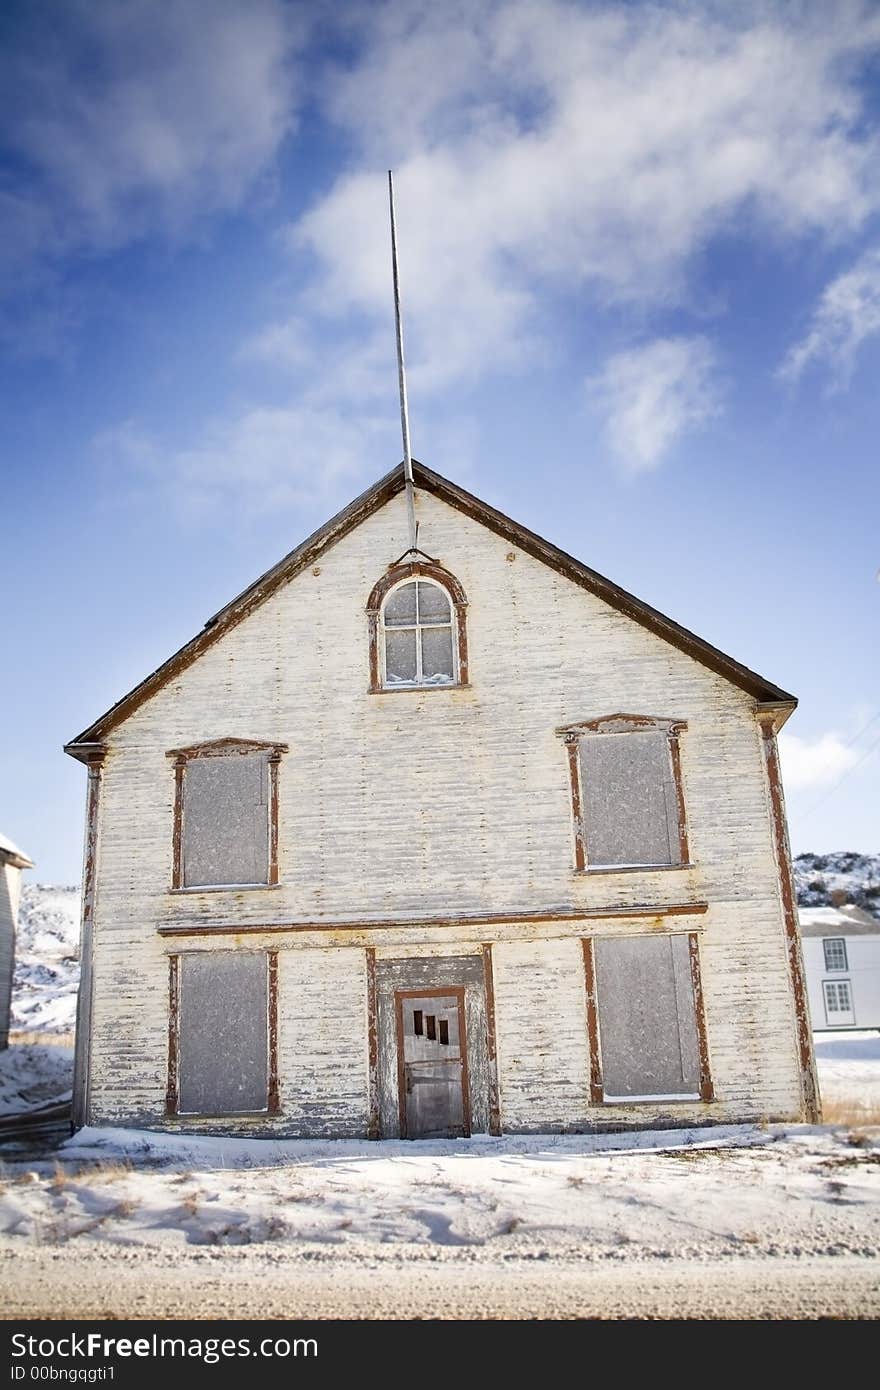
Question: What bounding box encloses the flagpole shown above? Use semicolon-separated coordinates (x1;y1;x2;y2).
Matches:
388;170;418;551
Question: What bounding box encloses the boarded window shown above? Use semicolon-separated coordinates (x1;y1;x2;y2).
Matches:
178;952;269;1114
594;935;701;1099
823;938;848;971
182;753;269;887
382;579;455;687
580;732;681;867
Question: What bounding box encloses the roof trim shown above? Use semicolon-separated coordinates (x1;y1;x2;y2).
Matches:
65;459;795;755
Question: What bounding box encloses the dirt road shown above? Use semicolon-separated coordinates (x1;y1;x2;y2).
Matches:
3;1245;878;1319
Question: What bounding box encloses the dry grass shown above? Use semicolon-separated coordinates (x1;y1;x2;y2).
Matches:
8;1030;75;1048
820;1094;880;1126
180;1192;200;1217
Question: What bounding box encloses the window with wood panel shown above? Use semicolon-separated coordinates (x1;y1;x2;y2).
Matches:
169;950;278;1116
591;934;708;1101
560;716;689;871
168;739;287;889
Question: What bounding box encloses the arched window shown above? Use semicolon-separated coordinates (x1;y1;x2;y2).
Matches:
366;562;468;692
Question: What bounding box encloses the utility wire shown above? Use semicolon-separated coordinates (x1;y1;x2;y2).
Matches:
799;725;880;819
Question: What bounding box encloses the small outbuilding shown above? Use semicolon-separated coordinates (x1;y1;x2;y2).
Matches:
0;832;34;1049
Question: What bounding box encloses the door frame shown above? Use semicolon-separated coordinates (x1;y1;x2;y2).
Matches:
394;986;472;1139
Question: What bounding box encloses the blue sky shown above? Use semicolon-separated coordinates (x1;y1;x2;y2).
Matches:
1;0;879;883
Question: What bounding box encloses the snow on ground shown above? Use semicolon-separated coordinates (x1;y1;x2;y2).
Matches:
0;1043;73;1116
814;1030;880;1109
0;1123;876;1270
11;884;80;1035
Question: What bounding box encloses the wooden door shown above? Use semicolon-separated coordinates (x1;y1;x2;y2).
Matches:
396;989;470;1138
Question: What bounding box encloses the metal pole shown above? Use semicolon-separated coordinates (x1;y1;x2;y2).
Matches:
389;170;418;551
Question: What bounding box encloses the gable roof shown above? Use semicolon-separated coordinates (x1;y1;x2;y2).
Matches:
0;832;34;869
65;459;795;759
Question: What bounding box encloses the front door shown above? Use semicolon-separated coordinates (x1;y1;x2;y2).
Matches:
396;990;470;1138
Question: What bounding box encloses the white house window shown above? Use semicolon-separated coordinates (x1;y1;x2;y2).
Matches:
823;979;855;1025
382;579;456;687
823;938;848;971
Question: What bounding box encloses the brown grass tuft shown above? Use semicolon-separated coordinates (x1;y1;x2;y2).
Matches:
820;1094;880;1127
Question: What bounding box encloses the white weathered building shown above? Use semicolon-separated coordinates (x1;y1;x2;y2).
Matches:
65;462;819;1136
0;832;34;1049
801;906;880;1031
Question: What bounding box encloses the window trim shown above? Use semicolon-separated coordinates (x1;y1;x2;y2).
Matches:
823;937;848;972
582;930;714;1105
166;738;289;891
366;561;469;693
559;715;690;873
822;977;855;1025
166;949;280;1118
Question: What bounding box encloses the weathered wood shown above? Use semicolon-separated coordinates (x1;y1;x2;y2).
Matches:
156;901;709;936
481;944;502;1136
581;937;604;1103
758;716;820;1122
688;932;715;1103
68;483;811;1137
72;750;105;1128
365;947;380;1139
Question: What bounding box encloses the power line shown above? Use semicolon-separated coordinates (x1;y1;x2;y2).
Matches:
799;726;880;819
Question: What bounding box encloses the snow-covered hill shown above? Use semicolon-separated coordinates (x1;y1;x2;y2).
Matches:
12;884;80;1035
793;852;880;919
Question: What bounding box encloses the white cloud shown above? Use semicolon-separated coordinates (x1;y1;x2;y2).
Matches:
285;0;880;391
0;0;302;282
779;246;880;385
94;405;395;522
779;732;859;789
588;337;720;471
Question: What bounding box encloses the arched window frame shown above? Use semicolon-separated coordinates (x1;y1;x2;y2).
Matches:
366;562;469;693
557;714;690;873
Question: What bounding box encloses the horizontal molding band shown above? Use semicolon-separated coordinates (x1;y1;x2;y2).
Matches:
157;901;709;938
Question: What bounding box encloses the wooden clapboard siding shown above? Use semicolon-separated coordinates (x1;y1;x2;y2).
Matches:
79;485;808;1132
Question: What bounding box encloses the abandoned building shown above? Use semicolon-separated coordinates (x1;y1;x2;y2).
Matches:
1;832;34;1050
65;460;819;1137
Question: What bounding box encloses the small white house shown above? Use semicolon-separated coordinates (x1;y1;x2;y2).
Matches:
801;905;880;1031
0;832;34;1049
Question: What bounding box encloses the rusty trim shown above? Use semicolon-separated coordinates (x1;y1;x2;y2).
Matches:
758;716;820;1122
688;931;715;1102
157;901;709;937
268;753;281;887
481;944;502;1136
366;947;380;1140
581;938;604;1103
166;737;289;760
72;748;106;1130
394;986;471;1140
564;736;586;872
557;714;688;736
267;950;279;1114
171;756;185;890
668;730;691;866
366;560;468;693
166;953;180;1116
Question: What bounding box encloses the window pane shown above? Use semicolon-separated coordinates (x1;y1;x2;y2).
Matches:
384;582;417;626
183;754;269;887
385;627;418;683
823;938;847;971
594;934;700;1098
421;626;455;682
417;581;452;624
580;732;678;867
178;952;268;1114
